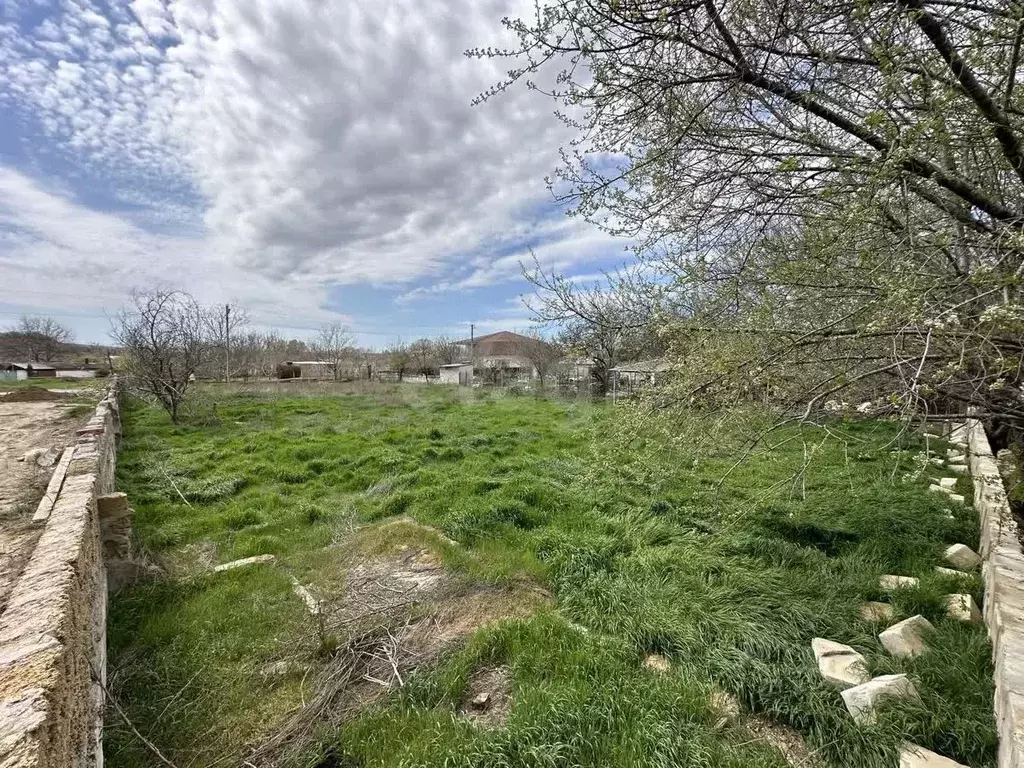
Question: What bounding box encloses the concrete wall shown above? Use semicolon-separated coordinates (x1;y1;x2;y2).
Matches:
57;371;98;380
0;383;121;768
965;419;1024;768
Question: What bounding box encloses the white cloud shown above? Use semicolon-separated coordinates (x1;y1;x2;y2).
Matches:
0;167;346;331
0;0;626;288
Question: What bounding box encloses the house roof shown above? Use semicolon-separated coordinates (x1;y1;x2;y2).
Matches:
1;362;56;370
439;362;473;368
455;331;556;358
611;359;671;374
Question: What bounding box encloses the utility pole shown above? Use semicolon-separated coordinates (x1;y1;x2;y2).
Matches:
470;323;474;363
224;304;230;383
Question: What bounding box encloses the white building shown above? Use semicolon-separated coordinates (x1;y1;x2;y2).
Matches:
439;362;474;385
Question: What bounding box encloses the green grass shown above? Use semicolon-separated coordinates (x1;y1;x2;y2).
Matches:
107;384;995;768
0;376;105;389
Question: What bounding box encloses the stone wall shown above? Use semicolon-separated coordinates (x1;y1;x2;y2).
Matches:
965;419;1024;768
0;383;121;768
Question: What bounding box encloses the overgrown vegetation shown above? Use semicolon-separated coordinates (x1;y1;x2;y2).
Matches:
488;0;1024;443
108;384;994;767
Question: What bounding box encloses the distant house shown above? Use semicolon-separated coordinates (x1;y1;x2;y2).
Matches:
0;362;58;381
454;331;558;379
52;362;101;380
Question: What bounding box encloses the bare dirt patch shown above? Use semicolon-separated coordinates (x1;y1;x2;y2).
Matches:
0;400;96;613
710;689;819;767
246;518;548;766
458;665;512;727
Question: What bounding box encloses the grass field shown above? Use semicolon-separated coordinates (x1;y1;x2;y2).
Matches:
107;383;995;768
0;376;105;390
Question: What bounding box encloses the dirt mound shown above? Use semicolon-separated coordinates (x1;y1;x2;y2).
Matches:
458;665;512;727
2;387;61;403
246;521;549;766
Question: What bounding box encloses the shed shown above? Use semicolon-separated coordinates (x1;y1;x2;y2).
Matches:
610;359;670;398
439;362;473;386
0;363;58;381
289;361;335;379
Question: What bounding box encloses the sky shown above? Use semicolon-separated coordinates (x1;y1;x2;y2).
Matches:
0;0;631;348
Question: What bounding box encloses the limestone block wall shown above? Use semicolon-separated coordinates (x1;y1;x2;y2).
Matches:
965;418;1024;768
0;383;121;768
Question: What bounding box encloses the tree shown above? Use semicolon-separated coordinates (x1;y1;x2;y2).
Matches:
524;259;661;394
482;1;1024;434
409;339;437;381
512;330;563;390
433;336;461;365
386;342;413;381
8;315;73;362
110;290;210;423
310;323;354;381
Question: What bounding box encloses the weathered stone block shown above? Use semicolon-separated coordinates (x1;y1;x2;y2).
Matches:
860;601;895;623
811;638;870;688
943;594;982;624
938;478;957;489
880;615;934;658
213;554;277;572
948;464;969;474
642;654;670;673
841;674;919;724
900;742;969;768
944;543;981;571
936;566;973;580
880;574;919;590
96;493;129;520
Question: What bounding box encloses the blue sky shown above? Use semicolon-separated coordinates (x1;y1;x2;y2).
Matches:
0;0;631;348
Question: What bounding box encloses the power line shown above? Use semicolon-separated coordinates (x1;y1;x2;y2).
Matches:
0;307;494;338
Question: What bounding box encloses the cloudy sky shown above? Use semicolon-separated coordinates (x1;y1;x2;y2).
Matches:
0;0;629;347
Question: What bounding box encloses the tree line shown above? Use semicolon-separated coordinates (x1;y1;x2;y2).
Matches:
0;315;76;363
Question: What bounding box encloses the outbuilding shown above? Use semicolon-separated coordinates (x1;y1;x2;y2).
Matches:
0;362;58;381
439;362;474;385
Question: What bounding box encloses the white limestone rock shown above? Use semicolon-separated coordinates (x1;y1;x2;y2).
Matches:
929;484;952;495
811;638;870;688
19;447;46;463
900;742;969;768
944;543;981;571
860;601;895;623
943;594;982;624
213;554;277;572
938;478;957;489
841;674;919;724
948;493;966;504
35;448;59;468
946;450;965;462
935;566;973;580
880;574;919;590
643;654;671;673
947;464;969;474
880;615;934;658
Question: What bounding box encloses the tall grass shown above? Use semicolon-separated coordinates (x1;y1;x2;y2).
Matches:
107;385;994;767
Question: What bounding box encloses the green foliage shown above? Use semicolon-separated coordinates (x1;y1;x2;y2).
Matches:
107;385;995;767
